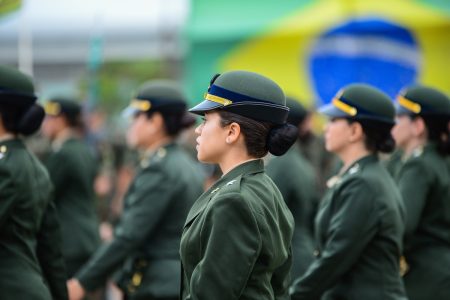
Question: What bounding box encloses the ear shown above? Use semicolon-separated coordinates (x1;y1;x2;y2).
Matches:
150;112;164;129
349;121;364;143
412;116;426;137
225;122;241;144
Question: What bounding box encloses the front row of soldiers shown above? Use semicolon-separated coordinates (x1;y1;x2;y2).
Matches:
0;64;449;300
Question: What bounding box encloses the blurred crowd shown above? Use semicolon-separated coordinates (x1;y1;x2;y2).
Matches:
0;64;449;300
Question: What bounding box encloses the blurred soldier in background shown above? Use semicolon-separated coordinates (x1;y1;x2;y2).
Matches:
41;98;101;279
67;80;203;300
0;65;68;299
290;84;407;300
391;85;450;300
266;97;319;279
295;103;338;196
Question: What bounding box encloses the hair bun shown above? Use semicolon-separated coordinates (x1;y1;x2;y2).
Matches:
377;135;396;153
17;104;45;136
267;123;298;156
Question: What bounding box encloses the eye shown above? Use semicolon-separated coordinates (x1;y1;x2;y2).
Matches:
330;117;339;123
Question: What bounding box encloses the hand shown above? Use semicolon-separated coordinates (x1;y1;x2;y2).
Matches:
67;279;85;300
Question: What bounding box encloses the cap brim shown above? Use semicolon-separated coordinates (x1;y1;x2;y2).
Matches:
121;106;141;119
188;100;222;116
395;103;413;115
318;103;350;118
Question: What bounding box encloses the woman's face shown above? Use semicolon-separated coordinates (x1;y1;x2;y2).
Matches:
194;111;229;163
126;113;155;149
391;115;414;150
324;117;353;154
41;115;64;140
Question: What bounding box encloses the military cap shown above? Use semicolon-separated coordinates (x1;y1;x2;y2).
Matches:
122;80;187;118
189;70;289;125
286;97;309;126
395;85;450;117
44;97;81;119
0;65;37;107
319;83;395;124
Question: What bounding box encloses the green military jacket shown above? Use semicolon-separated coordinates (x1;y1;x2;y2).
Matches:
180;159;294;300
45;136;100;277
395;144;450;300
383;149;404;179
298;135;338;196
266;144;319;279
0;138;68;300
291;155;407;300
76;143;203;299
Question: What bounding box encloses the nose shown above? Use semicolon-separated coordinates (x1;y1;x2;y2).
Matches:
195;123;203;135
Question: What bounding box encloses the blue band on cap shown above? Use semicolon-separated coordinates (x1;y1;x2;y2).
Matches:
0;88;36;100
338;96;394;123
209;84;275;106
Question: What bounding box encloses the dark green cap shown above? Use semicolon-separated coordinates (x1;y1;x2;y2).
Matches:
122;80;187;118
319;83;395;125
44;97;81;119
395;85;450;117
189;70;289;124
286;96;309;126
0;65;37;107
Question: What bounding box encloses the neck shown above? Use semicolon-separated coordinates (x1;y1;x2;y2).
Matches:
337;143;371;173
144;135;173;153
0;133;15;142
54;128;76;142
402;137;427;159
219;147;256;175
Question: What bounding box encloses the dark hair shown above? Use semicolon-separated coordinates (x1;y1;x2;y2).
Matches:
63;112;84;130
218;111;297;157
0;104;44;136
417;115;450;156
143;110;195;137
348;119;395;153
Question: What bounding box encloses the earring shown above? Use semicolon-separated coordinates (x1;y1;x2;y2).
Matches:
226;138;230;144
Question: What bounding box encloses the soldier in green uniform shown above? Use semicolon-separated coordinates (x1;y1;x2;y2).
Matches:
391;85;450;300
67;80;203;300
266;97;319;279
295;103;338;196
41;98;101;278
180;70;297;300
290;84;407;300
0;65;68;299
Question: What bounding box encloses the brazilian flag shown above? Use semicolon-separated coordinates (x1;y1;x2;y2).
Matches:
184;0;450;108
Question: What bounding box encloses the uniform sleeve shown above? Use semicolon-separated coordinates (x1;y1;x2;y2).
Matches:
188;194;261;300
0;164;16;228
290;179;378;300
36;199;69;300
396;159;431;245
76;167;174;291
272;247;293;300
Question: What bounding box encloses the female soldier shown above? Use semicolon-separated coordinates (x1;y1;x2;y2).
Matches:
67;80;203;300
180;70;297;300
391;85;450;300
0;65;68;299
290;84;407;300
41;98;100;278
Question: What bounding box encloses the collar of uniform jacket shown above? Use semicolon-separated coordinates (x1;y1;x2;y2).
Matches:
183;159;265;228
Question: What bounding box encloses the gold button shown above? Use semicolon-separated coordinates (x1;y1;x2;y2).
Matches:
0;146;7;153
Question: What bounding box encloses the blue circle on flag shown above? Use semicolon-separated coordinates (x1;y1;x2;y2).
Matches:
308;18;420;105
